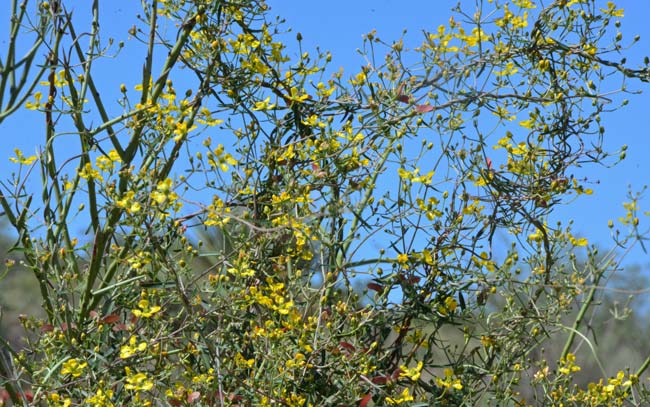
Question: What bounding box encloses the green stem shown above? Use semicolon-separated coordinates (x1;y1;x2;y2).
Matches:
67;21;127;158
635;355;650;378
560;254;612;361
123;6;200;161
0;0;20;109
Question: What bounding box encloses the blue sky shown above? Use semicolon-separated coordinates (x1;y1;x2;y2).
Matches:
1;1;649;269
266;1;650;269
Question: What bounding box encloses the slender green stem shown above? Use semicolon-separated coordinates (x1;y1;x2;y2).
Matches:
124;6;199;161
635;355;650;378
341;125;396;256
560;254;612;360
0;0;50;123
0;0;20;109
67;22;127;158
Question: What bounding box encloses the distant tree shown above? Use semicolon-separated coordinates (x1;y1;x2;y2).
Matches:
1;0;649;406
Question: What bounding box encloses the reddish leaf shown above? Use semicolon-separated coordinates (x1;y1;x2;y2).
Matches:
101;314;120;324
168;398;182;407
486;157;493;170
398;275;420;285
24;391;33;402
367;282;383;292
359;393;372;407
339;341;356;352
112;323;129;332
89;310;99;319
311;162;326;178
187;391;201;403
41;324;54;333
397;94;411;103
414;104;434;113
391;368;402;380
371;375;388;384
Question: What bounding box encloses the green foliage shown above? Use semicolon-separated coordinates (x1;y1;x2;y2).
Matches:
1;0;650;406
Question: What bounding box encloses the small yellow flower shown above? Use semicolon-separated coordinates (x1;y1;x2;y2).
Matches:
79;162;104;182
435;368;463;390
600;1;624;17
25;91;43;110
9;149;37;165
396;253;409;265
86;388;115;407
252;96;276;111
385;388;414;405
120;336;148;359
286;87;310;104
570;236;588;247
399;361;424;381
61;358;87;377
132;299;161;318
124;367;154;391
438;297;458;316
130;201;141;213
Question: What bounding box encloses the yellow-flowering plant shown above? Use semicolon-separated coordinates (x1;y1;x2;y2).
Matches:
0;0;649;406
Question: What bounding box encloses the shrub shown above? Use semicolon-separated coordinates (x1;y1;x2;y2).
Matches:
1;1;649;405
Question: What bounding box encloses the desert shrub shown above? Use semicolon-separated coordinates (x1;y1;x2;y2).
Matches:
1;1;649;406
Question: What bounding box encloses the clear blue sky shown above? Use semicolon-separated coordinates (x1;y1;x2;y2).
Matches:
1;1;649;269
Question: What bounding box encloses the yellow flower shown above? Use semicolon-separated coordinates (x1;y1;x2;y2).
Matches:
495;61;519;76
120;336;148;359
386;388;414;405
86;388;115;407
150;178;179;205
132;299;161;318
252;96;276;111
436;368;463;390
50;393;72;407
79;162;104;182
316;82;336;97
61;358;87;377
559;353;581;375
207;144;238;172
124;367;154;391
399;361;424;381
570;236;588;247
438;296;458;316
227;254;255;278
9;148;37;165
173;120;196;142
396;253;409;265
196;107;224;126
286;87;310;104
301;114;325;128
600;1;624;17
25;91;43;110
421;249;434;265
130;201;141;213
513;0;536;8
95;149;122;172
